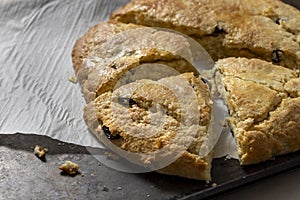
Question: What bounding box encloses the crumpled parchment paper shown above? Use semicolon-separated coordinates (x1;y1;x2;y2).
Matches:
0;0;237;158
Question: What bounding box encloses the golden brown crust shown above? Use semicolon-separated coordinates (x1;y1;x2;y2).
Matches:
83;73;213;180
285;78;300;97
157;151;211;180
72;20;215;180
78;47;198;103
72;21;203;103
72;21;141;74
216;57;300;164
112;0;300;69
238;98;300;164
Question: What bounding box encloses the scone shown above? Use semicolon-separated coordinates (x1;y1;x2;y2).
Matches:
112;0;300;69
215;57;300;165
72;20;215;180
72;21;200;103
84;72;213;180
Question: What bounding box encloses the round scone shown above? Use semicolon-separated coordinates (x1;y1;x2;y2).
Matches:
72;20;204;103
112;0;300;69
83;72;213;180
215;57;300;165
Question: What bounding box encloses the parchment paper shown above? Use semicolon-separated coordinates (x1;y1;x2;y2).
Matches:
0;0;237;158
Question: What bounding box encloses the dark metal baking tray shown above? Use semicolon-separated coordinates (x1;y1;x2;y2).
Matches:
1;133;299;200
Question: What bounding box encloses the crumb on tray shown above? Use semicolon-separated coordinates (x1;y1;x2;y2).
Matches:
59;161;79;175
34;145;48;158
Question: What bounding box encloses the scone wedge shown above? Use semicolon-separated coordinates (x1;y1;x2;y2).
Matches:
112;0;300;69
84;72;213;180
72;20;215;180
215;57;300;165
72;21;199;103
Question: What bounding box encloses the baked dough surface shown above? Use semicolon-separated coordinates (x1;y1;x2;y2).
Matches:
72;0;300;179
73;21;214;180
112;0;300;69
216;58;300;164
84;73;213;180
72;21;200;103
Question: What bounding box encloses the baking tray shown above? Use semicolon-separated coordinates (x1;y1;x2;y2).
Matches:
1;134;300;200
186;152;300;199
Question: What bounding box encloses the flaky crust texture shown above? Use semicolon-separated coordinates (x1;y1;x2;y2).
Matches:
112;0;300;69
216;58;300;165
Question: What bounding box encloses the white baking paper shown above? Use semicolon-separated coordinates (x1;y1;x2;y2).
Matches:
0;0;132;147
0;0;238;159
